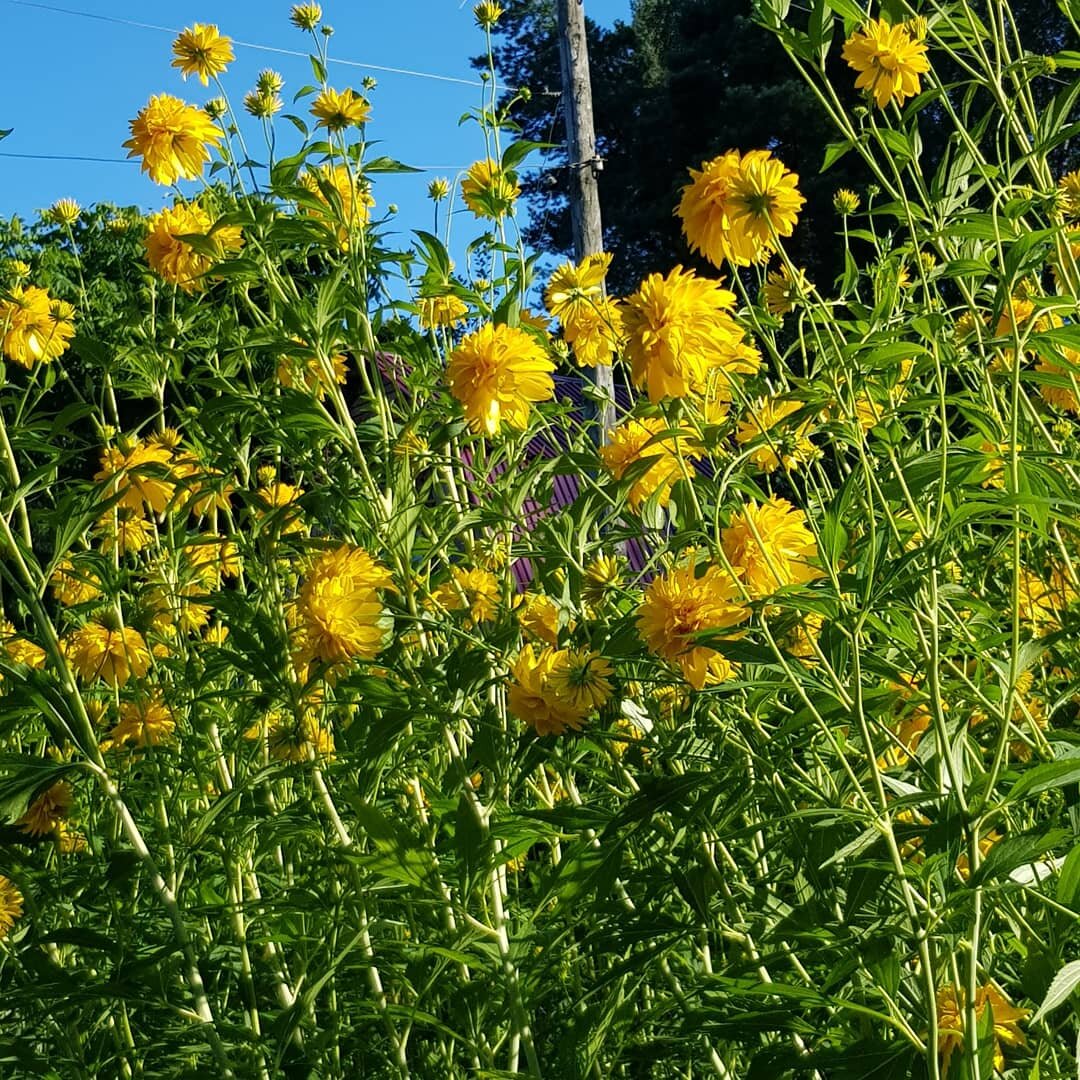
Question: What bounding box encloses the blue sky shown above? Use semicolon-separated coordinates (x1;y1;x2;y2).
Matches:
0;0;630;250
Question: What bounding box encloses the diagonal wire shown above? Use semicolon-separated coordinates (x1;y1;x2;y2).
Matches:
6;0;492;88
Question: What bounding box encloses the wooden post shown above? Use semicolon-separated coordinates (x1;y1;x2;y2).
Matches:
556;0;615;439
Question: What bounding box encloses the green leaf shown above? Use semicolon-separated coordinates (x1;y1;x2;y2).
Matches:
1005;758;1080;802
1032;959;1080;1023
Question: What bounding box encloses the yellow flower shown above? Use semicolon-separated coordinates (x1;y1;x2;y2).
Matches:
544;253;624;367
763;264;809;316
677;151;759;267
50;557;102;606
721;497;821;598
266;712;335;762
842;19;930;109
474;1;504;28
636;551;750;689
2;621;46;669
678;151;803;267
621;266;758;402
294;545;394;666
834;188;860;214
582;554;623;608
311;87;371;132
124;94;224;187
144;202;243;292
109;695;176;748
18;781;72;837
936;983;1027;1075
955;828;1003;881
977;440;1015;489
546;648;614;711
427;177;451;201
429;567;501;626
735;397;816;473
4;259;31;280
447;323;555;435
1058;171;1080;220
96;438;175;515
1036;351;1080;413
0;285;75;367
515;591;561;646
418;294;469;329
507;645;589;735
171;23;234;86
66;623;151;687
255;480;306;535
0;876;23;939
276;341;348;400
599;415;694;511
290;4;322;31
245;90;283;118
97;511;153;556
49;198;81;226
727;150;805;250
1017;566;1074;632
299;164;375;248
545;252;610;324
461;158;521;220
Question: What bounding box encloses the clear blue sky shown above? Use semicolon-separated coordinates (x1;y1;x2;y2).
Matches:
0;0;630;247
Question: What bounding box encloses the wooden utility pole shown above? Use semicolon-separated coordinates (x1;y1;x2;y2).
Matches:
556;0;615;439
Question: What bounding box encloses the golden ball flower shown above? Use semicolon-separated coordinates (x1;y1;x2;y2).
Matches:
245;90;283;118
1;619;45;669
144;202;244;292
311;87;371;132
474;1;505;28
678;151;758;267
429;567;501;626
0;876;23;940
290;3;323;30
95;438;175;515
546;648;614;712
294;545;394;666
427;177;451;201
514;591;561;646
544;253;623;366
124;94;225;187
727;150;805;251
66;623;151;687
636;551;749;689
418;294;469;329
735;397;817;473
18;781;72;837
447;322;555;435
0;284;75;368
276;342;348;400
110;695;176;748
1036;352;1080;414
833;188;861;214
257;69;285;95
621;266;758;402
508;645;589;735
935;983;1027;1075
721;497;821;598
842;19;930;110
171;23;234;86
299;164;375;248
97;511;154;556
461;158;520;220
49;198;81;226
762;264;810;317
50;557;102;606
599;415;695;511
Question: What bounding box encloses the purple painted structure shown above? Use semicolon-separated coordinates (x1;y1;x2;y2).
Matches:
369;353;650;590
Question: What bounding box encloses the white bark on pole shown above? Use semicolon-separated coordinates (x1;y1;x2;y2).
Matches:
556;0;616;440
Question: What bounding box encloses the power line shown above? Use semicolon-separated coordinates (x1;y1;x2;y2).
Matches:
0;151;555;172
6;0;492;88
